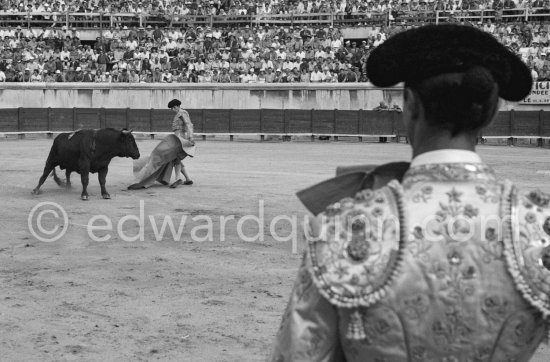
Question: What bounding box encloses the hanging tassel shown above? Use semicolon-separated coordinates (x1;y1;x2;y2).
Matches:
346;309;366;340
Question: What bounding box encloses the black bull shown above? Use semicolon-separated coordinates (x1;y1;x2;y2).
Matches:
32;128;140;200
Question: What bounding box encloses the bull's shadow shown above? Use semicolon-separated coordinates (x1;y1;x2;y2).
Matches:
32;128;140;200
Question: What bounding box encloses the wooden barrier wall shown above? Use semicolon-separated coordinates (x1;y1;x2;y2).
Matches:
0;108;400;136
1;108;549;141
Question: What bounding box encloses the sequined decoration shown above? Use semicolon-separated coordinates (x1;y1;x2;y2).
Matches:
541;245;550;271
503;182;550;318
347;216;369;261
346;309;366;340
543;217;550;236
347;239;369;261
307;181;405;308
528;190;550;208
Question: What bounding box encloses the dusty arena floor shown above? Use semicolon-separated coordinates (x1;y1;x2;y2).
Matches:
0;136;549;362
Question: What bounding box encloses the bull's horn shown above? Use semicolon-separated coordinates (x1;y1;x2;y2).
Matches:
122;129;133;134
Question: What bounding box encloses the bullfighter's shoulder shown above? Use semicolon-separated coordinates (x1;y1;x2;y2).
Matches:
296;162;410;215
506;186;550;317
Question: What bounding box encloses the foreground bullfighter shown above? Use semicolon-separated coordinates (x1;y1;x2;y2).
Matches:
32;128;140;200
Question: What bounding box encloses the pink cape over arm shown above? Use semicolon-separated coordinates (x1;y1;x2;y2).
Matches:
128;134;196;189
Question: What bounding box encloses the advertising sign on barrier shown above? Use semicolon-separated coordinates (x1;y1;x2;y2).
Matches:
520;81;550;104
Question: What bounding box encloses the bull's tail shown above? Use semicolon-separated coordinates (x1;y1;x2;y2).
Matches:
45;137;64;187
51;168;64;187
32;144;61;194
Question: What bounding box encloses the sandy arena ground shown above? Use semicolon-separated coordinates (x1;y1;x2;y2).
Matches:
0;136;549;362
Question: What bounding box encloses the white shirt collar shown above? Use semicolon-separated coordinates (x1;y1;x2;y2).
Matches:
410;149;482;168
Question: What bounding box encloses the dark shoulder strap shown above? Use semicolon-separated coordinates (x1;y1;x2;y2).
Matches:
296;162;410;215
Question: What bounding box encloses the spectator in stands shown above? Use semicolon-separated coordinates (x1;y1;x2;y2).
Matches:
4;66;14;82
22;68;31;82
392;104;402;112
152;68;162;82
113;69;123;82
44;70;55;82
540;64;550;80
74;67;84;82
322;67;333;82
54;69;64;82
0;8;546;83
373;100;390;110
30;69;42;82
96;50;111;72
136;69;147;83
118;69;129;82
82;69;94;82
128;69;139;82
530;65;539;80
346;66;359;82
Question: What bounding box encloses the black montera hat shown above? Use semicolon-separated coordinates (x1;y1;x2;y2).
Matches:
168;99;181;108
366;24;532;101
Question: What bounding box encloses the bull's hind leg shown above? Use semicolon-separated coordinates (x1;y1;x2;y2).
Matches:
98;167;110;199
65;170;72;189
79;159;90;201
32;162;55;195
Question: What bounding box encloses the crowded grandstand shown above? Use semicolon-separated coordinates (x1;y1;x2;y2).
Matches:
0;1;548;83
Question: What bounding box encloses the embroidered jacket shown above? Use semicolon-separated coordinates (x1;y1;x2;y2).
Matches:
172;109;194;140
271;162;550;362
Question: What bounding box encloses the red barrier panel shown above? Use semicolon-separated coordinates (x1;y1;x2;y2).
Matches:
335;110;359;135
128;108;152;132
262;109;285;133
20;108;49;132
361;111;395;135
483;112;511;137
50;109;74;131
1;108;548;144
391;113;407;138
0;109;18;132
541;110;550;137
312;110;335;134
76;108;101;129
104;109;128;130
513;111;541;136
187;109;204;132
231;109;261;132
288;109;312;133
151;109;172;132
203;109;230;133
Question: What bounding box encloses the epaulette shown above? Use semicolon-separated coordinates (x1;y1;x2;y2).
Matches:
297;162;410;216
503;182;550;318
305;180;407;308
